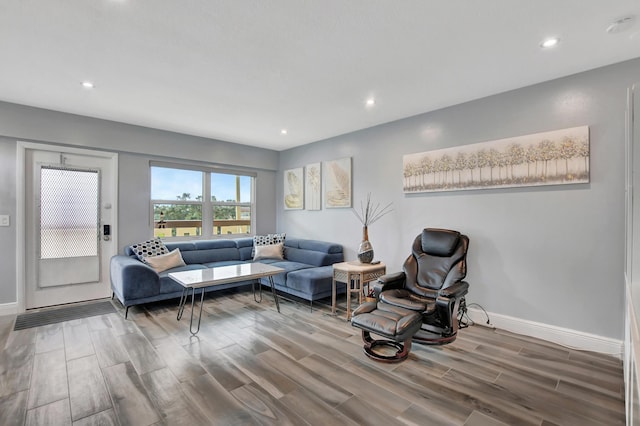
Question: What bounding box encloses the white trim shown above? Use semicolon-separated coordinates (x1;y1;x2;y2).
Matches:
16;143;26;313
467;308;623;359
16;141;119;313
0;302;18;317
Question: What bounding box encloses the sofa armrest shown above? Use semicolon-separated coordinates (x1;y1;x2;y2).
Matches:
439;280;469;298
110;255;160;303
377;271;406;294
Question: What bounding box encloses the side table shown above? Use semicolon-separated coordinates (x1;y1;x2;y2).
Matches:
332;261;386;320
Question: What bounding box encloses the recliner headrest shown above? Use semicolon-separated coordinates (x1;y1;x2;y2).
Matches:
421;228;461;257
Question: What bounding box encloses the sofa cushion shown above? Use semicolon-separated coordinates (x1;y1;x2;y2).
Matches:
285;266;335;296
130;238;169;261
143;248;186;273
263;260;312;286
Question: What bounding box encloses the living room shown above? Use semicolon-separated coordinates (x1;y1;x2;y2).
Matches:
1;2;639;425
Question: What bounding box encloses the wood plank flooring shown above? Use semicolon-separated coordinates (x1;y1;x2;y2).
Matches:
0;290;625;425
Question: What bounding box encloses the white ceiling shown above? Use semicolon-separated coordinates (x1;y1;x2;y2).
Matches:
1;1;639;151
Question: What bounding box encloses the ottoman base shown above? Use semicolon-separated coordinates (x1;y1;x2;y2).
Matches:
362;330;412;362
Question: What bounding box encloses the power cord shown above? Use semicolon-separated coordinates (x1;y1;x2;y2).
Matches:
458;299;493;329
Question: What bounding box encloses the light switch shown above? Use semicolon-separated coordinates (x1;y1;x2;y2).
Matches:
0;215;10;227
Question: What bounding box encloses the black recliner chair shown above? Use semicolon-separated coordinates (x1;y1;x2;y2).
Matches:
377;228;469;345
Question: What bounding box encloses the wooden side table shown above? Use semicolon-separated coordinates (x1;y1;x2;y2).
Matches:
332;261;386;320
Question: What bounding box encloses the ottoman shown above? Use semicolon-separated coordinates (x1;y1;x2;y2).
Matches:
350;301;423;362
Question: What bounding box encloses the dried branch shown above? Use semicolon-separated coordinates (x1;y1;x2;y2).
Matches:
352;193;393;226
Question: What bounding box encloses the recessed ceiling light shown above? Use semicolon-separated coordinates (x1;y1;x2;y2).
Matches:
607;16;636;34
366;98;375;106
540;37;560;49
280;129;288;135
81;81;95;89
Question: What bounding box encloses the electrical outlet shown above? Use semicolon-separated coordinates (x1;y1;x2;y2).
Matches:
0;215;10;227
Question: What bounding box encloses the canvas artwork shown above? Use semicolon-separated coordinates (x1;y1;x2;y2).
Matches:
284;167;304;210
323;157;351;208
403;126;590;193
305;162;321;210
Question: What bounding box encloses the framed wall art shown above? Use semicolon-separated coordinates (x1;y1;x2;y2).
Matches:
284;167;304;210
305;162;321;210
402;126;589;193
323;157;351;208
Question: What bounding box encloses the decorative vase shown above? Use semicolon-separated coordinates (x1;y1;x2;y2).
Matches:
358;226;374;263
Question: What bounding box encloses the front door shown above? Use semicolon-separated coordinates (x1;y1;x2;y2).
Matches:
24;147;117;309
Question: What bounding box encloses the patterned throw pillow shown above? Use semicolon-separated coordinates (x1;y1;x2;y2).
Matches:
130;238;169;262
252;233;286;258
269;233;286;245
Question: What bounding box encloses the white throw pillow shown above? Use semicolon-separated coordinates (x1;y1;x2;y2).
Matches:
144;248;186;273
253;242;284;261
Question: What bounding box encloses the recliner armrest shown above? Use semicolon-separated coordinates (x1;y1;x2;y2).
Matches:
439;280;469;298
377;271;406;293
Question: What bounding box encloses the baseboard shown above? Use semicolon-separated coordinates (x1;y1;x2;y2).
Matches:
0;302;18;317
467;307;623;358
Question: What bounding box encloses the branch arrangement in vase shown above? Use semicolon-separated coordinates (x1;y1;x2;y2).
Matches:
352;193;393;227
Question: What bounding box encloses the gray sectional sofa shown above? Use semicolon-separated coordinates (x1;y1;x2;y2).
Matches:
110;237;344;317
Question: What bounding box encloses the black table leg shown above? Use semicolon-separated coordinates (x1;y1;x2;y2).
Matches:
269;276;280;313
176;287;188;320
253;279;263;303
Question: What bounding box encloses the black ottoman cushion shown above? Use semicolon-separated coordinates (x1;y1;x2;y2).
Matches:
351;302;422;342
351;301;423;362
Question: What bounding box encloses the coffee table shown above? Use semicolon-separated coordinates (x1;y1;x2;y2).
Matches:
169;263;285;335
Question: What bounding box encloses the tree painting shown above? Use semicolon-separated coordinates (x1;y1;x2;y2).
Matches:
403;126;589;193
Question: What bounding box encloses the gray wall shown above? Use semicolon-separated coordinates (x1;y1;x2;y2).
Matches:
0;102;279;305
0;138;17;303
278;58;640;340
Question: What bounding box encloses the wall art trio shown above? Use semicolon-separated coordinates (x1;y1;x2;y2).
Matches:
284;157;352;210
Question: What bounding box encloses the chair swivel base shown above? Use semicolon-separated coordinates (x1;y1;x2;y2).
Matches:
412;328;458;345
361;331;412;363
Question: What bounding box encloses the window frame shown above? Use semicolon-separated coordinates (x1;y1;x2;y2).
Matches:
150;161;256;240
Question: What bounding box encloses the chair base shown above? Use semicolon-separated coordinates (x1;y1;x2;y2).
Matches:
361;330;412;363
412;328;457;345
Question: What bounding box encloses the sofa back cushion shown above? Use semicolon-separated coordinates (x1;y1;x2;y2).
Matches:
161;240;241;264
236;238;254;261
284;238;343;266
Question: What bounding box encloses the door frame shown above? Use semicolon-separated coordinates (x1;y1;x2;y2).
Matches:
16;141;118;312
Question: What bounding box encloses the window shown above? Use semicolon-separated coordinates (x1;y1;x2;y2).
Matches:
151;165;254;239
211;173;252;235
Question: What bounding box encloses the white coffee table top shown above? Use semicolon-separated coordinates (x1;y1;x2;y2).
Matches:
169;263;284;288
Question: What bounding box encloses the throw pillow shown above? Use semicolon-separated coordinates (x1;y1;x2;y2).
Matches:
130;238;169;261
143;248;186;273
252;233;286;257
253;242;284;261
269;233;286;245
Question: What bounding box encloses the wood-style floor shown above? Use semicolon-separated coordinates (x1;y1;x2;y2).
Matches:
0;289;625;426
